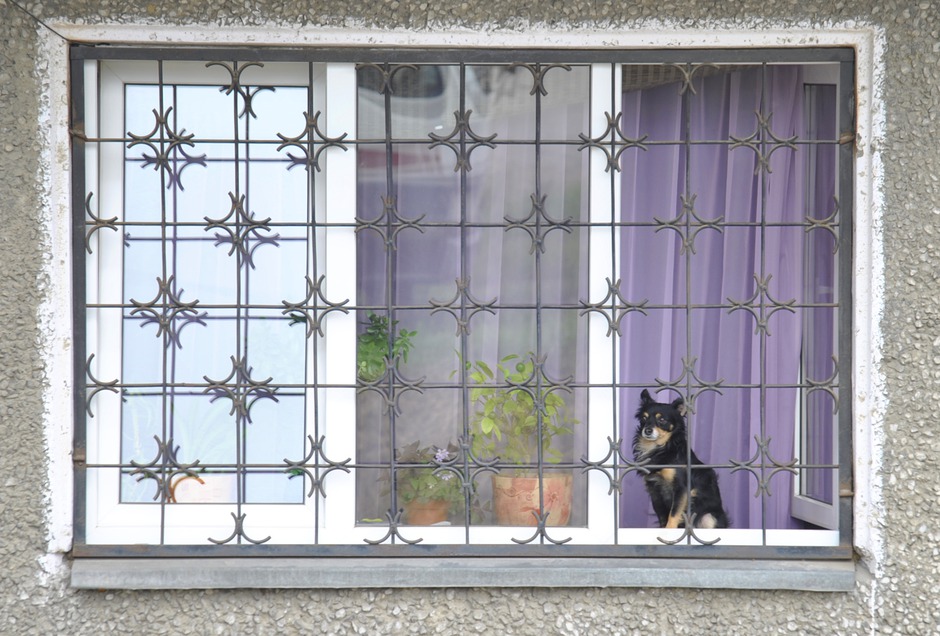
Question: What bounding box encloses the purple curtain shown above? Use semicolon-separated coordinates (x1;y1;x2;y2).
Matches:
618;66;833;529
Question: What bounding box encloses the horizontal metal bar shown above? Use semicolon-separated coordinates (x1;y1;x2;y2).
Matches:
70;44;855;65
72;542;853;561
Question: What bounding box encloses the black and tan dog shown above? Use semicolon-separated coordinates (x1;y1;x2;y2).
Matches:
633;389;729;529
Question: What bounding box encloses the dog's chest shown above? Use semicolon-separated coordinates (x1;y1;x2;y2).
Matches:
644;468;678;495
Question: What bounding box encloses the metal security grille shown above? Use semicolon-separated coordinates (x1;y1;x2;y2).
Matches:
71;45;854;559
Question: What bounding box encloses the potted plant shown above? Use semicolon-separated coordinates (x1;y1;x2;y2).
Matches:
393;441;464;525
355;311;418;382
290;311;420;521
288;310;417;382
466;353;578;526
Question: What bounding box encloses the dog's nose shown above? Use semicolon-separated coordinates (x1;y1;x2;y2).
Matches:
643;426;655;438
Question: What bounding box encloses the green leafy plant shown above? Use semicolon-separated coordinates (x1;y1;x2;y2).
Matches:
356;312;417;382
466;353;577;471
291;310;417;381
394;441;465;507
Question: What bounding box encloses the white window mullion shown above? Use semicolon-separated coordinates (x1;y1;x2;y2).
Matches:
317;62;361;543
584;62;620;544
87;60;166;543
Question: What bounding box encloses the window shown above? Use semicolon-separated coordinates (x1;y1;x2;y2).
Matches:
73;46;853;558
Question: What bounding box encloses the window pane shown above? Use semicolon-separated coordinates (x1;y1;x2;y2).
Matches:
617;64;840;531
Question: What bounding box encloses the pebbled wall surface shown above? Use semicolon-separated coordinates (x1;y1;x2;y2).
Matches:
1;0;937;634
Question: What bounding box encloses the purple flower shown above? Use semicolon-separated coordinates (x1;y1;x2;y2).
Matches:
434;447;450;463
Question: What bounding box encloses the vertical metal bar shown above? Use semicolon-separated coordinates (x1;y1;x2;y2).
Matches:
70;51;89;546
156;59;170;544
533;62;546;542
382;62;399;537
682;61;694;543
458;61;472;542
836;56;856;547
307;60;321;544
757;62;769;545
167;78;181;512
229;57;246;542
241;61;253;517
609;61;621;543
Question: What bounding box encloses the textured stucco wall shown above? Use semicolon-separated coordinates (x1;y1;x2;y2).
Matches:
0;0;937;633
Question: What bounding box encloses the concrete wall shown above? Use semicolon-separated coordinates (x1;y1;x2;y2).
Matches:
1;0;937;633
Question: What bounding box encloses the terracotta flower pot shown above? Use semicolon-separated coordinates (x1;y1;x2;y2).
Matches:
403;499;450;525
492;472;573;526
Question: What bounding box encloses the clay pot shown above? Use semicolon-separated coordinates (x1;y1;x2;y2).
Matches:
492;472;573;526
403;499;450;525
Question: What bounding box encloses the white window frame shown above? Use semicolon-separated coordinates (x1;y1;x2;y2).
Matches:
790;64;842;531
85;60;365;545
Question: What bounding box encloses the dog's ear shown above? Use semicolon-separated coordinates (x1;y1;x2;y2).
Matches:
640;389;653;406
671;396;687;417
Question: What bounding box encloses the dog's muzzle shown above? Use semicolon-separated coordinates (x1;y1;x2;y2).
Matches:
642;426;658;440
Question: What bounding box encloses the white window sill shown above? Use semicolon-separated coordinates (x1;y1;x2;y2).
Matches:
70;557;856;591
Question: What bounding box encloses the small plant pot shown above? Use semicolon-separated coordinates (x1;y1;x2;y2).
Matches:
403;499;450;525
492;472;573;526
168;473;238;503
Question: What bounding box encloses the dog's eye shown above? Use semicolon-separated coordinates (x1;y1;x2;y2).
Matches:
641;412;648;420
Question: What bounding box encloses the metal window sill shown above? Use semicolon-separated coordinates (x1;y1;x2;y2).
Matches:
71;557;857;591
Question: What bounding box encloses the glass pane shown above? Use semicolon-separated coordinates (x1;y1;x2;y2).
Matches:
353;59;591;528
617;63;841;531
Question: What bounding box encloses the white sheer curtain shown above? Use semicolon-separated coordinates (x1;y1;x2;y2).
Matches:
355;64;591;523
